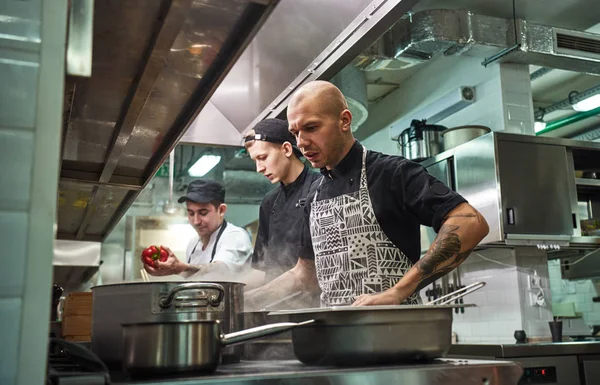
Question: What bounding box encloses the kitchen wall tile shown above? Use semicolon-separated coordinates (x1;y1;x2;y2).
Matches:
0;0;41;44
470;322;491;337
0;298;22;384
486;291;506;306
0;58;39;129
0;211;27;297
467;292;487;307
0;130;33;211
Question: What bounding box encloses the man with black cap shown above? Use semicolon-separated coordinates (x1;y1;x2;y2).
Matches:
244;118;321;288
143;179;253;278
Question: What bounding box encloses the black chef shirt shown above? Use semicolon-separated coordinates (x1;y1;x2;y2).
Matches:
252;166;321;280
299;141;467;264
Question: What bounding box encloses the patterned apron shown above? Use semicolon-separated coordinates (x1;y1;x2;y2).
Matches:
310;146;421;306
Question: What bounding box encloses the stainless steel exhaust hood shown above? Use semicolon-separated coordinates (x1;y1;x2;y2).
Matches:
58;0;279;242
181;0;421;144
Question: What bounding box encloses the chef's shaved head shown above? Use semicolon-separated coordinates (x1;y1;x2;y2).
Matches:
287;81;355;170
289;80;349;118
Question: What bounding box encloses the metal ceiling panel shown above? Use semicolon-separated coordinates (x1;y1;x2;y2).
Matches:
59;0;279;241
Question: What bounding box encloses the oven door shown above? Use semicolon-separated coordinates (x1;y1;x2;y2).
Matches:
580;354;600;385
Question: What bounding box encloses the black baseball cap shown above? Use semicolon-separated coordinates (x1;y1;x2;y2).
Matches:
177;179;226;204
244;118;303;158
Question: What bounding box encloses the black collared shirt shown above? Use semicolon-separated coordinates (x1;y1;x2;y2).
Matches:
299;141;467;264
252;166;321;280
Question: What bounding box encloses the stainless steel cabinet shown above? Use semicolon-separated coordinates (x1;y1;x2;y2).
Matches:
419;132;600;253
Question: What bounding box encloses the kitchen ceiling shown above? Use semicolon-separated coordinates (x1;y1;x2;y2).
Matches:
349;0;600;141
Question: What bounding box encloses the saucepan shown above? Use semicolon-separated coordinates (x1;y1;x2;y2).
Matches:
122;318;314;376
268;281;485;366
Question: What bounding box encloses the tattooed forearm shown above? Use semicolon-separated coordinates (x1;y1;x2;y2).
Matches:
413;223;474;291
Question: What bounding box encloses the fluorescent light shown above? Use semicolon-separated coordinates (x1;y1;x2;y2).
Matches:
188;155;221;177
573;94;600;112
534;121;547;133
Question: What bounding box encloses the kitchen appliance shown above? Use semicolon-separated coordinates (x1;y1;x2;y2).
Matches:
268;282;483;366
122;319;314;376
91;281;244;368
398;119;446;162
441;125;491;151
448;341;600;385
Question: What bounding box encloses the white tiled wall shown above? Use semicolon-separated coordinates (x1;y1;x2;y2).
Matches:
426;248;553;344
548;259;600;326
0;1;68;385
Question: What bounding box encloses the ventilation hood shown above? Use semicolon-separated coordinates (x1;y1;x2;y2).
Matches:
58;0;279;242
376;9;600;75
181;0;421;145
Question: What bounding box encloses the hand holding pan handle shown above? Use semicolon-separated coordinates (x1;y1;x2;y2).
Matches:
425;281;485;306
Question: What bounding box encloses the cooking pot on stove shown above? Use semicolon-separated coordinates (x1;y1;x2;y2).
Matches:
398;119;446;162
91;281;244;369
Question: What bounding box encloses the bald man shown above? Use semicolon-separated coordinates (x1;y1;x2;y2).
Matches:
246;80;489;309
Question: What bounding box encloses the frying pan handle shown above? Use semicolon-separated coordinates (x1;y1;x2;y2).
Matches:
425;281;485;306
221;320;315;346
159;283;225;309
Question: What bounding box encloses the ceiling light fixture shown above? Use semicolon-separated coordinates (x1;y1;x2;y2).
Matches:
188;154;221;177
572;93;600;112
534;120;547;133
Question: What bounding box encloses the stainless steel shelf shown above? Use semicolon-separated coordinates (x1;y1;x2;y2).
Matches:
575;178;600;187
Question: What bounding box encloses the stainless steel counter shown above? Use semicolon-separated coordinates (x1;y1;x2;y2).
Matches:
114;359;523;385
448;341;600;358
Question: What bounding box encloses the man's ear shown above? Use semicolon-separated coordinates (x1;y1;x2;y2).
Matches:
219;203;227;217
340;109;353;133
281;142;294;158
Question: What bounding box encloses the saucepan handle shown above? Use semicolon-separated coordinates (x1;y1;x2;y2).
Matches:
159;283;225;309
425;281;485;306
221;320;315;347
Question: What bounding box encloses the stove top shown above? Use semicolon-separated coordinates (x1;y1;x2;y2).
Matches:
47;339;110;385
46;339;522;385
111;359;522;385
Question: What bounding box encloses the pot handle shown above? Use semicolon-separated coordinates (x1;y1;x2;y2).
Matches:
425;281;485;306
221;319;315;347
159;282;225;309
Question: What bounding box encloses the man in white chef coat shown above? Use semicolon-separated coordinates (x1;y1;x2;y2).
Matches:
143;179;253;279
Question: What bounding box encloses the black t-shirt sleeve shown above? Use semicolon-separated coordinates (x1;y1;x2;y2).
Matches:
298;188;316;260
251;201;270;269
392;159;467;232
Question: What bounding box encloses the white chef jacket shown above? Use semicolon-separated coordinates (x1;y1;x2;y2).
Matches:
185;222;252;273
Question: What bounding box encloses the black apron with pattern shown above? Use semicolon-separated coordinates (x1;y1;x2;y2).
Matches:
309;146;421;306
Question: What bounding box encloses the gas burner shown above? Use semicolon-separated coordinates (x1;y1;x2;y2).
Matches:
47;339;110;385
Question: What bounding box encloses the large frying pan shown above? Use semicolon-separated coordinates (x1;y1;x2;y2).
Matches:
268;282;485;366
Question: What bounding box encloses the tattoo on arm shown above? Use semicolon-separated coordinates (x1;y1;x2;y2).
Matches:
414;223;474;292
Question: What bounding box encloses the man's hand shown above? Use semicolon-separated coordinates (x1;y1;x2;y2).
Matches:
143;245;186;276
351;286;413;306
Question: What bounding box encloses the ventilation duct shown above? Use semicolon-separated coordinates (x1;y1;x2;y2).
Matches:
331;65;369;131
360;9;600;75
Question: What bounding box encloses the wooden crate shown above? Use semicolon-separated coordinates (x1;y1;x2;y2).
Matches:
63;292;93;316
62;292;93;342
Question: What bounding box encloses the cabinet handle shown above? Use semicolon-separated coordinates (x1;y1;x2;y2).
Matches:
572;213;578;229
507;208;515;225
